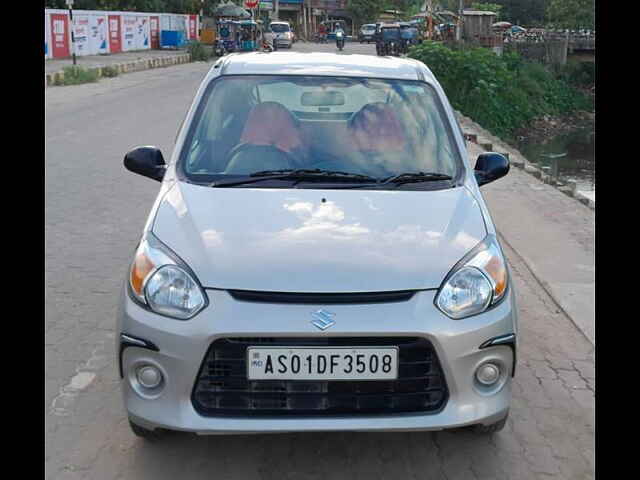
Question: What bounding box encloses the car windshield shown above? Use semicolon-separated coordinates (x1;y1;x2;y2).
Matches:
363;25;375;31
271;24;290;33
179;75;462;189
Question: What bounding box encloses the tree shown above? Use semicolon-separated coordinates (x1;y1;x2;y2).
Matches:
546;0;594;29
347;0;386;25
471;2;502;19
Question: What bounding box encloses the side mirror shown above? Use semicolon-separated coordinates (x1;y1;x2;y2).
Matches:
474;152;509;186
124;146;166;182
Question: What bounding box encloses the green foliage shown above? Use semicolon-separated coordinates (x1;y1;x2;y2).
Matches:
45;0;203;13
55;66;100;86
408;41;591;138
546;0;594;29
186;40;210;62
471;3;503;20
551;60;595;88
347;0;386;25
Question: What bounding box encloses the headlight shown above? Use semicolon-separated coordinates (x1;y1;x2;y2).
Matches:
129;233;207;320
435;235;508;319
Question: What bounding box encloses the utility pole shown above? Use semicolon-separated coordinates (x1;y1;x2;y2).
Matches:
456;0;463;42
275;0;279;20
66;0;76;65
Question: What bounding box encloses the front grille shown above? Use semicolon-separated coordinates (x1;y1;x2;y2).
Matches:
192;337;449;417
228;290;417;305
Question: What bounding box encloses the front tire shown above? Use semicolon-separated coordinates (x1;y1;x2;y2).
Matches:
129;420;163;441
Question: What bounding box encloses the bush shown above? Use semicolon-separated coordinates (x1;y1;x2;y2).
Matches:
54;66;100;86
101;65;119;78
408;41;592;138
187;40;211;62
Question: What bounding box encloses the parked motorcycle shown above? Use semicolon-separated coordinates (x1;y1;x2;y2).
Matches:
336;31;345;51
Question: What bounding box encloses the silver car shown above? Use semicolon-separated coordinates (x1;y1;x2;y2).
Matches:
118;52;517;439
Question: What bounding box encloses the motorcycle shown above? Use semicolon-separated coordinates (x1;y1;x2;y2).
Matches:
336;31;345;51
261;40;273;52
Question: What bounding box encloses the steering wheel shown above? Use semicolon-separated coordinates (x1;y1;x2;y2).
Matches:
224;143;297;175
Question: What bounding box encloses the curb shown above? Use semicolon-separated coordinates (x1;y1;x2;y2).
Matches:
459;113;595;211
45;53;192;87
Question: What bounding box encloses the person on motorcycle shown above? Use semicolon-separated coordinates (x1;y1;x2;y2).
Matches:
335;24;346;50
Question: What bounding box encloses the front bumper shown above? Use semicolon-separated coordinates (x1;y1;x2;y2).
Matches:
117;287;517;434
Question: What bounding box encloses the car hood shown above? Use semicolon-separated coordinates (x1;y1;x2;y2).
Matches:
152;182;486;292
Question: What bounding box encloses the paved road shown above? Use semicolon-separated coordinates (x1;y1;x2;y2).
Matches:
45;42;594;480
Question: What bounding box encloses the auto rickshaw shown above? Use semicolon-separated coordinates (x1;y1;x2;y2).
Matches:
238;20;258;52
215;20;240;56
376;23;401;57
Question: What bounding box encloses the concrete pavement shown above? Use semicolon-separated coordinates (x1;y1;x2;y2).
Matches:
45;42;594;479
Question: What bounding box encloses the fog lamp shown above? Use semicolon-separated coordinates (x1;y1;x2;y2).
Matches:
476;363;500;386
136;365;162;389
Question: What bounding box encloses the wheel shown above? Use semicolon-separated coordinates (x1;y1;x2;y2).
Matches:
472;414;508;434
129;419;163;441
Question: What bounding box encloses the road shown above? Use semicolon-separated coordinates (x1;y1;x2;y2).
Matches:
45;41;594;480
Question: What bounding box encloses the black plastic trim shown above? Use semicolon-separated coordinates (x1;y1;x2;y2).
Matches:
227;289;419;305
118;333;160;378
479;333;516;376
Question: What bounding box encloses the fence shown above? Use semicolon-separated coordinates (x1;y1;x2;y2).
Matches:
45;9;199;60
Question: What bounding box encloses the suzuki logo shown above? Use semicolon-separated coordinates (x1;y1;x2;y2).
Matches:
310;309;336;331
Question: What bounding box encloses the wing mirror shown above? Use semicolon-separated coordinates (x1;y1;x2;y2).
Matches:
124;146;166;182
474;152;510;186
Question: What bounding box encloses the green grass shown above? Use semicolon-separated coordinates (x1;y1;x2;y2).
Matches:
187;40;212;62
54;66;100;86
100;65;119;78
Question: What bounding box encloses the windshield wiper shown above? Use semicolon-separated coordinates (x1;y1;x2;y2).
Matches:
211;169;378;188
379;172;453;186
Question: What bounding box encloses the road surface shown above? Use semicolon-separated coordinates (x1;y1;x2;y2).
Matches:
45;41;594;480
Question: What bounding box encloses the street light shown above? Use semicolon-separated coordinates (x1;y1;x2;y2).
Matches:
66;0;76;65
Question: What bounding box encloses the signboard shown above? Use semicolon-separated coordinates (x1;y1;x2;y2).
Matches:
72;14;90;55
50;14;70;58
260;2;273;10
89;14;108;55
245;0;259;8
150;16;160;49
108;15;121;53
188;15;197;40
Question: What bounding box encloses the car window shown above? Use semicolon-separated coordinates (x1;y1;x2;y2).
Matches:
180;75;462;187
270;24;290;33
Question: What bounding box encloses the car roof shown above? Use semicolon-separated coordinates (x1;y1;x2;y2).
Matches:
209;52;435;82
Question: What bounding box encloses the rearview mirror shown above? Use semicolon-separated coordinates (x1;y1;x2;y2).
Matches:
124;146;166;182
474;152;509;186
301;91;346;106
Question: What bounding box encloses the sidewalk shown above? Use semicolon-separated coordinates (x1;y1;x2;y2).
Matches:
45;49;192;86
461;115;595;345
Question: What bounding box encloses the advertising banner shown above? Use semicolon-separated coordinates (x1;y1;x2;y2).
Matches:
108;15;121;53
89;14;108;55
50;13;70;58
122;15;137;50
150;16;160;49
73;14;90;56
188;15;197;40
45;13;51;58
134;16;150;50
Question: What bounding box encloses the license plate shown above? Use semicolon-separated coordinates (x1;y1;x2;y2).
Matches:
247;347;399;380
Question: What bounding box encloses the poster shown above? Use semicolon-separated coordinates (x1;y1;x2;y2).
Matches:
188;15;197;40
123;15;136;51
45;13;51;58
108;15;121;53
50;13;70;58
150;16;160;49
134;16;150;50
73;14;90;56
89;14;108;55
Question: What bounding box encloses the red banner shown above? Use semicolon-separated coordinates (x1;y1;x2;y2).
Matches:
150;16;160;49
108;15;121;53
50;14;70;58
189;15;197;40
245;0;259;8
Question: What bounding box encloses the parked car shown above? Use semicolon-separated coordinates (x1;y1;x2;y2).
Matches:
359;23;376;43
264;21;293;49
120;52;516;439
